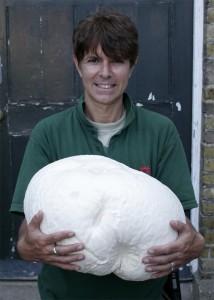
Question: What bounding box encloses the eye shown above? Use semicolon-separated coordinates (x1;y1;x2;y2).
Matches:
88;56;99;63
112;58;124;64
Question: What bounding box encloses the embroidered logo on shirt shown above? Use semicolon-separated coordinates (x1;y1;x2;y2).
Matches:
139;166;151;175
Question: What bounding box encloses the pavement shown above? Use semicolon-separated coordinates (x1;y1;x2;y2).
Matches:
0;281;40;300
195;276;214;300
0;273;214;299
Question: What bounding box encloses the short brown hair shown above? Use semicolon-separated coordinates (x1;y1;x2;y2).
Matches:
73;11;138;67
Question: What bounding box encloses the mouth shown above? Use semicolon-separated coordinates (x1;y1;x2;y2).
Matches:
95;84;116;89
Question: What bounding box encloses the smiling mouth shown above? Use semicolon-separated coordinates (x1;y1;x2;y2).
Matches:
95;84;115;89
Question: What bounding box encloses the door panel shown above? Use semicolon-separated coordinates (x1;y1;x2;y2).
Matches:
8;4;75;101
0;0;193;277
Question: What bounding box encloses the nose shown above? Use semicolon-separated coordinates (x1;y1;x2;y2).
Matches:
99;61;112;78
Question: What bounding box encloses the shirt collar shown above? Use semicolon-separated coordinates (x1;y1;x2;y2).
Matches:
76;93;135;129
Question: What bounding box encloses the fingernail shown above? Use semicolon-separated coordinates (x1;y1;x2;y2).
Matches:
75;266;81;270
145;266;152;272
148;249;154;255
77;245;84;250
68;232;75;237
77;255;84;260
143;259;149;264
36;210;43;217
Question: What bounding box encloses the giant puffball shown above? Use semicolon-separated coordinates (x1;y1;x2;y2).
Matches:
24;155;185;281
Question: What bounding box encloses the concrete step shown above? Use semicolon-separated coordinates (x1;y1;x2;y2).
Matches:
0;280;198;300
0;281;40;300
1;277;214;300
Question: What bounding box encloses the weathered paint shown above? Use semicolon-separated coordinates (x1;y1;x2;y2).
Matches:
191;0;204;274
147;92;156;101
176;102;182;111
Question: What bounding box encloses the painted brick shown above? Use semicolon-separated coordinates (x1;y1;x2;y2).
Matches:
201;247;210;258
201;200;214;214
203;101;214;113
202;146;214;158
203;187;214;198
204;60;214;85
202;0;214;278
204;116;214;129
207;0;214;9
207;8;214;23
206;43;214;56
204;159;214;171
204;229;214;242
204;86;214;99
206;24;214;41
203;131;214;143
201;215;214;230
202;172;214;185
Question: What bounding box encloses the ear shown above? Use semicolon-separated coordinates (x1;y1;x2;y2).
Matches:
129;67;134;78
73;56;82;77
129;56;138;78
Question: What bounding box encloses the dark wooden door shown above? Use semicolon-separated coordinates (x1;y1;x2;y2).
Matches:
0;0;193;278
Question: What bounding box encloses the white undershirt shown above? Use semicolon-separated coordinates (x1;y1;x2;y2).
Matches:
87;111;126;149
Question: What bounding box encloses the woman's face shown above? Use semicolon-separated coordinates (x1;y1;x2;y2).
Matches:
74;45;134;108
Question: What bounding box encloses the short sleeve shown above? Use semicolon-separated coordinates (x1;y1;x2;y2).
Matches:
155;122;197;210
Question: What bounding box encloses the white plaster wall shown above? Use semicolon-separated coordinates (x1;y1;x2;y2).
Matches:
191;0;204;273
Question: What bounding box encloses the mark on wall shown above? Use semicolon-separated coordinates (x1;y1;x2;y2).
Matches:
176;102;182;111
147;92;156;101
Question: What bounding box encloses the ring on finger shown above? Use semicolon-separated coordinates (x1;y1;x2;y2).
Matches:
171;262;175;271
52;244;57;255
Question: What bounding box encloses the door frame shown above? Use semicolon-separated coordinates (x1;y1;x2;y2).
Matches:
191;0;204;273
0;0;202;274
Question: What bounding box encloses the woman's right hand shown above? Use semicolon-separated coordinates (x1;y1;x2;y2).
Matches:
17;211;85;271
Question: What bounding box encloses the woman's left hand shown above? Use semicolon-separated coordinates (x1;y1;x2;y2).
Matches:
142;217;205;279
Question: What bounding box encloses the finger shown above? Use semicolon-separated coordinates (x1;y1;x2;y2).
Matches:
143;250;187;269
146;243;177;256
147;222;188;257
28;210;44;231
50;243;85;256
50;262;82;271
44;231;76;246
28;212;76;246
36;249;84;271
34;244;85;265
170;220;187;233
143;254;176;266
151;270;172;279
26;231;79;257
143;251;190;274
49;252;85;264
149;263;179;279
147;237;189;256
145;262;174;274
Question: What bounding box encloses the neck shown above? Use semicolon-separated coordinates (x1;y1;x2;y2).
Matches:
84;99;124;123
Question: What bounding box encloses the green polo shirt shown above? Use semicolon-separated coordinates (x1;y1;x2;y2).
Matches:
10;93;197;299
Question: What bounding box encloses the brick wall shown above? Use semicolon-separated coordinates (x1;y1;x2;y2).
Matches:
200;0;214;278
